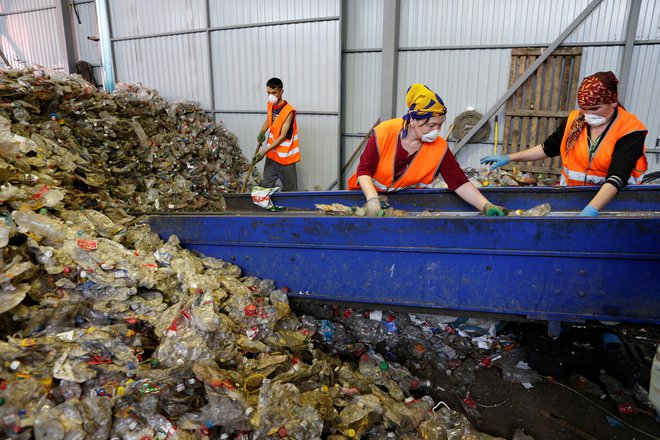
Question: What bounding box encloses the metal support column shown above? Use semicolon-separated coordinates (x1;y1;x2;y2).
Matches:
55;0;77;73
618;0;642;105
95;0;115;91
452;0;604;156
205;0;216;117
338;0;347;189
380;0;400;121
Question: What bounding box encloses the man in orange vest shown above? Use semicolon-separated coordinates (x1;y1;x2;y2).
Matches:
349;83;508;217
480;71;648;216
254;77;299;191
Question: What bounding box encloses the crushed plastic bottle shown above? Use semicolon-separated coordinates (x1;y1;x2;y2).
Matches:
12;207;69;244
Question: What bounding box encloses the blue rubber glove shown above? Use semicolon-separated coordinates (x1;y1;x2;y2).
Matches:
480;154;510;170
579;205;600;217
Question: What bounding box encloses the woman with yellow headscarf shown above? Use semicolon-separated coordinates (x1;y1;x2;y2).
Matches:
480;71;648;216
348;83;508;216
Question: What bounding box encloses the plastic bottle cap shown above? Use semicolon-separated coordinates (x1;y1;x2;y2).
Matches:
9;361;20;370
347;429;356;437
176;358;185;366
378;361;389;372
176;383;185;392
245;407;254;416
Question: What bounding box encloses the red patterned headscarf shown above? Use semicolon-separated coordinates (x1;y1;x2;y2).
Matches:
565;72;619;155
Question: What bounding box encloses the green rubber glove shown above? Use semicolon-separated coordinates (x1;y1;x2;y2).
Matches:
257;132;266;143
483;202;508;216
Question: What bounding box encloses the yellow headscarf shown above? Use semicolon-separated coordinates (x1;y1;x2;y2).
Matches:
402;83;447;137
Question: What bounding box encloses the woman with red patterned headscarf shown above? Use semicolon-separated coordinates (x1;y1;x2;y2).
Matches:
480;71;648;216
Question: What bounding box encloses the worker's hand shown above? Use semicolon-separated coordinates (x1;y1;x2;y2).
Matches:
257;132;266;143
365;197;390;217
253;150;266;163
578;205;600;217
480;154;510;170
482;202;508;216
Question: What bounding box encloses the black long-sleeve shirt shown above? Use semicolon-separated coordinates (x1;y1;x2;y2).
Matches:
541;111;646;190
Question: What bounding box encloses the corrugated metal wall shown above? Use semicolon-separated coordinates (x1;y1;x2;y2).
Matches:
341;0;383;186
0;0;60;69
1;0;659;185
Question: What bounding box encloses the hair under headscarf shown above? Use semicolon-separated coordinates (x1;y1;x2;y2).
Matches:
401;83;447;138
565;71;619;154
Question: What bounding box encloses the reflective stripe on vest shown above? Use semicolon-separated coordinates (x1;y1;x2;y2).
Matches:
371;179;435;192
561;167;606;185
560;168;641;186
348;118;447;191
559;107;647;186
266;102;300;165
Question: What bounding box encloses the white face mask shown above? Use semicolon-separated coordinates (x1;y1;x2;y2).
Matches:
268;94;279;104
421;129;439;142
584;113;607;127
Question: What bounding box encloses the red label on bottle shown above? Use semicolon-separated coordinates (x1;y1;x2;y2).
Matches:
77;238;98;251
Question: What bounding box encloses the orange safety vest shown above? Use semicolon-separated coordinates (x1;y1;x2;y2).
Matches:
266;102;300;165
348;118;448;192
559;108;647;186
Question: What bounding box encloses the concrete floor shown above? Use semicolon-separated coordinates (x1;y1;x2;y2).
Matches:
422;323;660;440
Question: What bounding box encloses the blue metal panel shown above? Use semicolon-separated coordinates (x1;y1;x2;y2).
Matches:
147;187;660;326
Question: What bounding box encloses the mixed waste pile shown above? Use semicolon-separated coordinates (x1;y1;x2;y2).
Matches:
0;69;252;212
0;69;513;439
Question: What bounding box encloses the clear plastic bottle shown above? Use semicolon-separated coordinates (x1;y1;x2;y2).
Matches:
345;316;386;345
358;353;405;401
13;106;31;122
12;208;70;243
33;186;65;208
59;380;82;400
501;362;541;384
599;370;631;403
0;217;14;248
335;394;383;439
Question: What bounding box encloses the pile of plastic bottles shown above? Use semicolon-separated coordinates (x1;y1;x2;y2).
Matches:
0;68;254;213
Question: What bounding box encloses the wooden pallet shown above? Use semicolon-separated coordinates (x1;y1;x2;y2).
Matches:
501;47;582;175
